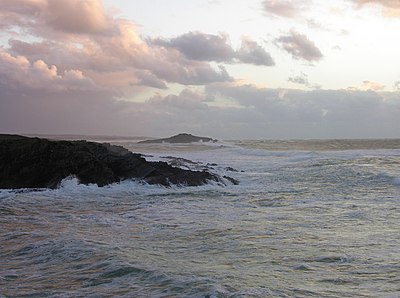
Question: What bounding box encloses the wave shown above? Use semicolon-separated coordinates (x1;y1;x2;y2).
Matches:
392;176;400;186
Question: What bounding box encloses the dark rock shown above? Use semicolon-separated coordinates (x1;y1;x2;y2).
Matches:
0;135;226;189
161;156;201;166
138;133;217;144
225;166;239;172
207;163;218;167
223;176;240;185
161;156;204;171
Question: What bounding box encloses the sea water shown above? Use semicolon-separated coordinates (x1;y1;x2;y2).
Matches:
1;139;400;297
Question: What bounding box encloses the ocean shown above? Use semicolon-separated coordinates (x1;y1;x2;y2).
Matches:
1;138;400;297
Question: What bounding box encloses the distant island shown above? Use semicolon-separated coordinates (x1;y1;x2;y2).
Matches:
0;134;234;189
138;133;217;144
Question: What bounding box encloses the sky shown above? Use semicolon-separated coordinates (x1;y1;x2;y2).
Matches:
0;0;400;139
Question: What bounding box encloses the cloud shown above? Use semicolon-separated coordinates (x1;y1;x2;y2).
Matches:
153;32;235;62
135;70;168;89
1;1;237;89
288;72;321;89
262;0;305;18
0;0;112;35
1;0;399;139
204;82;400;138
45;0;110;34
347;80;386;91
236;37;275;66
153;32;274;66
352;0;400;16
362;80;385;91
139;84;400;139
288;72;310;86
1;59;400;139
276;30;323;62
0;49;98;91
0;49;126;136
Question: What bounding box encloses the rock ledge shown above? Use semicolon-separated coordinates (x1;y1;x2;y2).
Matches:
0;135;228;189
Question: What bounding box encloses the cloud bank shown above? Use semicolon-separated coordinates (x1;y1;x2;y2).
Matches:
1;53;399;139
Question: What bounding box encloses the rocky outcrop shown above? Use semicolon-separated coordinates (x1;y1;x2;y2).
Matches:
138;133;217;144
0;135;229;189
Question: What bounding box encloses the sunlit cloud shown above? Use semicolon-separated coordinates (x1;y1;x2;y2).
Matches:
1;0;234;89
352;0;400;17
262;0;307;18
347;80;386;91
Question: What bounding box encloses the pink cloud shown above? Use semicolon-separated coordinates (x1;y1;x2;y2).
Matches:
2;0;233;90
262;0;307;18
45;0;110;34
347;80;386;91
0;0;111;34
353;0;400;16
0;50;96;91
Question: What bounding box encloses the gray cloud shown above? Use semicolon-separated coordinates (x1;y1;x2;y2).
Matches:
276;30;323;62
153;32;274;66
288;72;310;86
204;83;400;138
134;70;168;89
1;61;400;139
8;39;52;57
236;37;275;66
153;32;235;62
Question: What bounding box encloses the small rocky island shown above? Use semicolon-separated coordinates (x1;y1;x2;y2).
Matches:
138;133;217;144
0;134;234;189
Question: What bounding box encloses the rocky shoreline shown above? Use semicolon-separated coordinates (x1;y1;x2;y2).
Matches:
0;134;236;189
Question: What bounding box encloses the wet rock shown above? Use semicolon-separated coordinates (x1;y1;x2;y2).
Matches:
223;176;240;185
0;135;226;189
